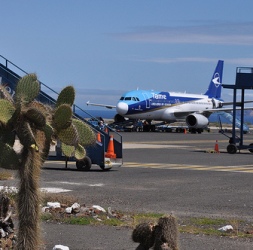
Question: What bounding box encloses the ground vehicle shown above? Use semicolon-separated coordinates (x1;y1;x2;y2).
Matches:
0;55;122;170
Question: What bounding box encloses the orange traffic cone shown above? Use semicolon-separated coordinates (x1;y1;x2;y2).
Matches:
104;127;108;133
105;135;116;158
184;128;187;134
97;132;101;143
214;140;220;153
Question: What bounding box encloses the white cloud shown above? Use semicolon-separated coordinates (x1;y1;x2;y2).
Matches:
127;56;253;66
113;21;253;46
131;57;219;64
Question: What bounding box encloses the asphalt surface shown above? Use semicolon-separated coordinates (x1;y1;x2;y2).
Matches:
3;130;253;249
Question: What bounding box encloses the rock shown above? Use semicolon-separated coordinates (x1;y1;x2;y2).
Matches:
42;206;50;213
92;205;106;213
71;202;80;213
65;207;72;214
218;225;233;232
52;245;69;250
47;202;61;209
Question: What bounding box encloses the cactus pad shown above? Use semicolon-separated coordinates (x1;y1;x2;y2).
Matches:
56;86;75;107
15;74;40;104
25;108;46;128
0;142;19;169
0;99;15;125
0;85;14;103
61;143;75;157
57;123;78;146
74;144;86;160
53;104;72;130
72;119;96;146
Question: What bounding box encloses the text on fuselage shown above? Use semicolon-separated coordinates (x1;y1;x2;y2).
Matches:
152;93;166;99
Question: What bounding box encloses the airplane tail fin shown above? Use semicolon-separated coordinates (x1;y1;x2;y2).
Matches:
204;60;224;99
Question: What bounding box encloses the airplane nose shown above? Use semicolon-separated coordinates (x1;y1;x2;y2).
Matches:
116;102;128;115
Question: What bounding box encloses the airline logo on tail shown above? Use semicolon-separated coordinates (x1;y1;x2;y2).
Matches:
212;72;221;88
205;60;223;99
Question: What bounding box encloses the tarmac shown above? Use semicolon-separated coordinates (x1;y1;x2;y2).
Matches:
4;130;253;249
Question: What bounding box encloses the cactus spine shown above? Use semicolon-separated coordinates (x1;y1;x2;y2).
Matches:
0;74;95;249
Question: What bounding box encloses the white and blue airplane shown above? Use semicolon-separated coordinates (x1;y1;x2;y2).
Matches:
87;60;249;132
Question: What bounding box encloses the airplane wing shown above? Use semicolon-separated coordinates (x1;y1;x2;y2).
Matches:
86;101;116;109
223;100;253;106
173;106;253;118
202;106;253;117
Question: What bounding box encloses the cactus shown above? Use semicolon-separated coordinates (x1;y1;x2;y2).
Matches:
132;215;179;250
153;215;179;250
132;222;155;250
0;74;95;249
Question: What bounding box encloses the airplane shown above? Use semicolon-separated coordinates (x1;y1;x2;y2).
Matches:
86;60;251;133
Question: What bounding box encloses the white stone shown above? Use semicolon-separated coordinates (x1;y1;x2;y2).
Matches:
47;202;61;208
52;245;69;250
71;202;80;209
65;207;72;214
92;205;106;213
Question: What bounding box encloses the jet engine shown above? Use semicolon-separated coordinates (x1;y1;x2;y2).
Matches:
186;114;209;128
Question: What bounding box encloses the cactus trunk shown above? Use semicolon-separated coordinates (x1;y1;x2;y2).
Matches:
16;148;42;250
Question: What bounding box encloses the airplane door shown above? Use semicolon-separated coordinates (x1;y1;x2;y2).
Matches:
142;93;151;109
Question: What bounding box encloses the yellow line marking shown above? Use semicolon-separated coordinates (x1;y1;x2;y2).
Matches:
45;160;76;165
124;162;253;173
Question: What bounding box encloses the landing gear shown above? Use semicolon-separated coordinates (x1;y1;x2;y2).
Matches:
227;144;237;154
248;143;253;153
188;128;203;134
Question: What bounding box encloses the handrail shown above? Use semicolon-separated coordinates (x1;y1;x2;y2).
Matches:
0;55;122;139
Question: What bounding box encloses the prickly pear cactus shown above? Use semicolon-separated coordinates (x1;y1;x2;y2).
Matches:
0;74;95;250
132;222;155;250
153;215;179;250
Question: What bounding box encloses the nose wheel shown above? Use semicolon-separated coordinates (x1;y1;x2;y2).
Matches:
227;144;237;154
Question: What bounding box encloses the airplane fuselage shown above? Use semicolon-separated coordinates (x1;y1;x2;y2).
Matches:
116;90;219;122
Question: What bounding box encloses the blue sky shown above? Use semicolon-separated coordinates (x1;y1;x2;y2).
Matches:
1;1;253;110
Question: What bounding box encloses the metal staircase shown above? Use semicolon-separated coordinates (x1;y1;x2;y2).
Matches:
0;55;122;170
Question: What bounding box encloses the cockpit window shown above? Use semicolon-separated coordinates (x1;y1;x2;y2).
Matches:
120;96;140;101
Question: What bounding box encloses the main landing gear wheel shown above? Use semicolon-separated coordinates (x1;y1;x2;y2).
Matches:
248;143;253;153
227;144;237;154
76;156;92;171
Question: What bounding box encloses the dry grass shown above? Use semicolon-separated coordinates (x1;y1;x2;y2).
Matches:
0;171;13;180
40;192;81;207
